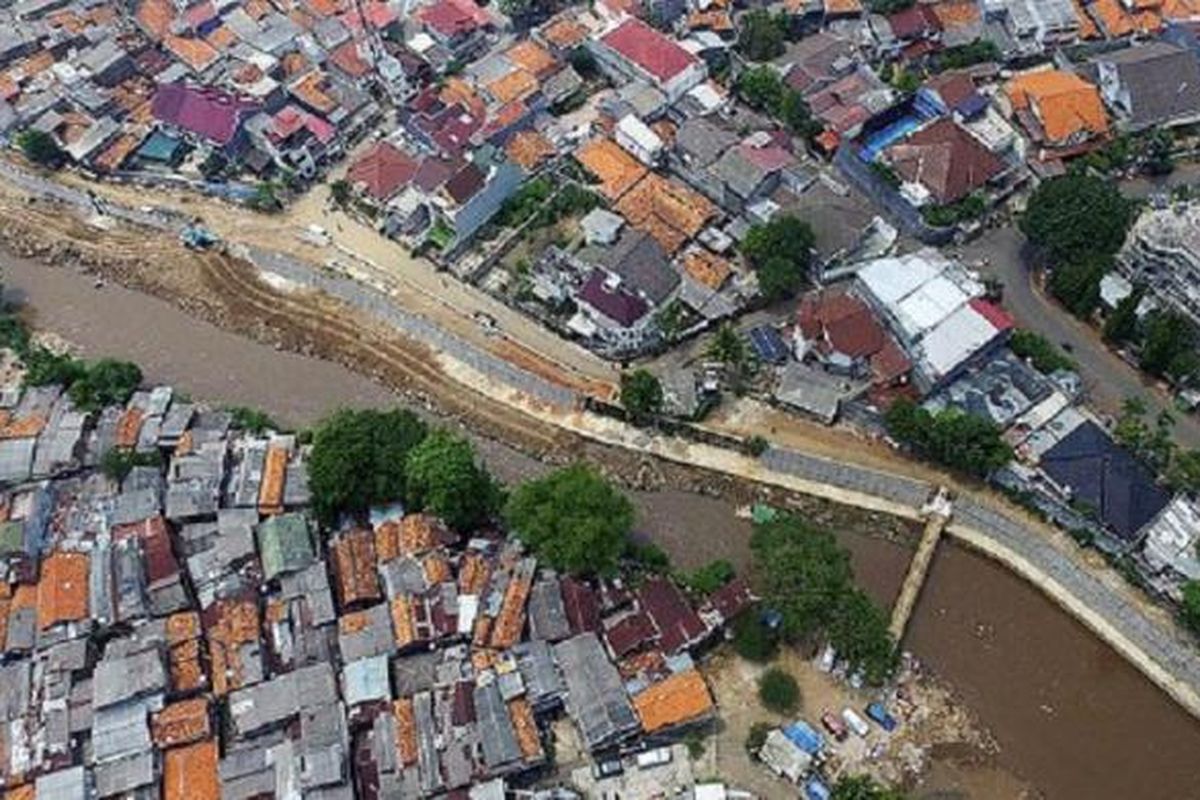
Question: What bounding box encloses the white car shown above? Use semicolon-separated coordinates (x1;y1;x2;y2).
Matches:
842;707;871;738
635;747;672;769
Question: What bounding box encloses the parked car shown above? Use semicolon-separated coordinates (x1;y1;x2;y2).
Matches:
842;707;870;738
804;775;832;800
635;747;672;769
820;711;848;741
866;701;898;732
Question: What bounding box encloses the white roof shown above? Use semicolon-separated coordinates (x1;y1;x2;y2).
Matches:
1100;272;1134;309
693;784;729;800
616;113;664;152
408;32;436;53
919;302;1002;380
895;274;972;338
759;729;811;783
856;251;945;306
686;81;725;113
1142;495;1200;580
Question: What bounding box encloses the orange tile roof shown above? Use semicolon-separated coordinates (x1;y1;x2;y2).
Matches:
47;9;84;33
205;24;239;50
505;130;556;171
0;597;9;654
152;697;211;747
87;5;119;25
687;10;734;30
1133;6;1164;30
575;138;647;201
682;249;734;290
164;35;221;73
508;698;542;760
162;739;219;800
290;70;338;115
440;76;486;118
1091;0;1135;35
1070;0;1101;38
930;0;981;27
374;519;401;562
206;599;260;696
393;698;418;765
0;414;46;440
472;612;492;648
540;16;589;49
506;40;558;78
486;69;538;106
332;529;381;607
306;0;344;15
19;50;54;78
1005;70;1109;143
423;553;452;585
398;514;445;556
93;133;142;173
37;552;89;631
3;786;34;800
1163;0;1200;19
823;0;863;13
458;552;490;595
280;52;310;78
115;407;144;449
136;0;173;39
390;595;416;647
245;0;272;19
166;610;201;644
615;173;716;254
257;445;287;513
169;637;206;693
489;566;532;650
632;669;714;732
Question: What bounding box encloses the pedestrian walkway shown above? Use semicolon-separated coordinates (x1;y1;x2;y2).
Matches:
889;489;952;642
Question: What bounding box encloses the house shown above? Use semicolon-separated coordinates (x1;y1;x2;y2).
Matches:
613;173;717;254
1092;42;1200;131
151;82;260;155
1118;202;1200;326
575;137;649;201
347;140;419;203
1002;69;1109;159
1039;420;1171;548
881;118;1006;207
795;288;912;386
706;135;795;212
854;249;1013;389
247;104;338;179
1138;495;1200;600
416;0;494;56
591;17;708;101
615;114;665;166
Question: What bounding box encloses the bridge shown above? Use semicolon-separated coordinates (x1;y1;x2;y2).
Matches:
889;487;953;643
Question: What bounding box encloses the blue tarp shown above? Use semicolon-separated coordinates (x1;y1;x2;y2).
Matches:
804;777;832;800
783;720;824;755
866;702;898;731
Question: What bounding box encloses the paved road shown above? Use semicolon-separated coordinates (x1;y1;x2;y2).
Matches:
959;226;1200;449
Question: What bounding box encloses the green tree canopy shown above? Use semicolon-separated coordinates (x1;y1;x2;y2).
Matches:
828;589;898;684
885;399;1012;478
706;323;747;368
1139;311;1199;382
406;430;501;531
735;65;786;112
732;609;778;662
68;359;142;412
503;464;634;575
1168;450;1200;493
757;667;801;713
742;214;815;301
1103;287;1143;344
620;369;664;423
1180;581;1200;636
752;515;854;640
1048;254;1109;319
308;408;429;525
737;10;787;61
1020;174;1134;265
1008;330;1074;374
832;775;910;800
16;130;64;168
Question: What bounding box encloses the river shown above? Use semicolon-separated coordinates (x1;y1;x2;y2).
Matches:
5;256;1200;799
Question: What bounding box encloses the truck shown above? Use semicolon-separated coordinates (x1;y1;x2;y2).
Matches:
842;707;870;738
820;711;848;742
866;701;898;732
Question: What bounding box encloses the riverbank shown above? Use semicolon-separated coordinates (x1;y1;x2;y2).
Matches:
7;250;1200;798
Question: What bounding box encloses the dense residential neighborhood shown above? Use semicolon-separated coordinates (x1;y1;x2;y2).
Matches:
3;0;1200;794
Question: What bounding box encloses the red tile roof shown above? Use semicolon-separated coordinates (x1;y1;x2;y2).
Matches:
418;0;491;38
604;611;657;657
600;18;699;84
37;551;89;630
636;577;707;654
885;118;1005;204
347;141;418;201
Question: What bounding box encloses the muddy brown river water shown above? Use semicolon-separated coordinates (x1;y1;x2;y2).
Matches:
6;256;1200;799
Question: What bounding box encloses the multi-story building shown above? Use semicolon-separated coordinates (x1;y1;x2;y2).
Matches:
1118;203;1200;326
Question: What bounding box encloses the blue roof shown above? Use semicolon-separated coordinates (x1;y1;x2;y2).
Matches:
804;776;832;800
954;92;989;120
783;720;824;754
749;326;790;364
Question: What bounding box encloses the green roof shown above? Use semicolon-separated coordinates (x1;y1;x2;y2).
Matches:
0;520;22;554
255;513;314;580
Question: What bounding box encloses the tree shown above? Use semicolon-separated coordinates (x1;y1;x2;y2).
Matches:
757;667;801;714
249;181;281;212
1103;288;1143;344
16;130;64;168
735;66;786;112
1113;397;1150;452
620;369;663;423
498;0;533;17
752;515;854;641
884;399;1011;478
732;609;778;662
227;406;278;435
1140;311;1198;381
707;323;748;371
778;90;821;137
828;589;898;684
1180;581;1200;636
684;559;735;594
1020;174;1134;265
405;430;501;531
1168;450;1200;492
742;215;815;301
68;359;142;411
329;180;351;208
1008;330;1074;374
1048;254;1109;319
737;10;787;61
1144;129;1174;176
745;721;772;755
308;408;429;526
503;464;634;575
832;775;909;800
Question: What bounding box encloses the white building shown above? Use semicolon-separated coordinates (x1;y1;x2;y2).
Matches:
1139;495;1200;601
614;114;664;166
1118;203;1200;327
